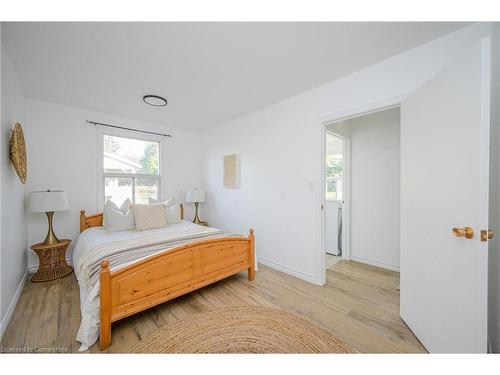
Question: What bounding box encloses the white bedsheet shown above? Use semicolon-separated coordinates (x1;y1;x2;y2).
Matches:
73;220;218;351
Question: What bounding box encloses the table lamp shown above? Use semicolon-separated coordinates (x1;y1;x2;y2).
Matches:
29;190;69;245
186;188;206;225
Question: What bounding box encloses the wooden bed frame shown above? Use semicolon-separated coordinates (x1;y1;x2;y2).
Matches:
79;204;255;350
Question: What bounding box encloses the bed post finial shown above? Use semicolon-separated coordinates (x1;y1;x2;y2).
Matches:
80;210;87;233
101;259;109;269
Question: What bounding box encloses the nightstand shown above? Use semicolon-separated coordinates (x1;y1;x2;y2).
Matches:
30;239;73;282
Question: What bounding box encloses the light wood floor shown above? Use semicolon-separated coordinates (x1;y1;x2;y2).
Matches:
325;253;342;269
1;261;426;353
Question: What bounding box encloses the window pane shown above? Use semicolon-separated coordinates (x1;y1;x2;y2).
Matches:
325;133;344;201
103;135;159;175
104;177;133;205
135;178;159;204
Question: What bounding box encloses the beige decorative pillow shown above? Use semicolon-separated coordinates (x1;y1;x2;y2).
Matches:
132;203;167;231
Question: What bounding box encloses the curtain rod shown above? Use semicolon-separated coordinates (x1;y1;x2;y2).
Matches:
86;120;172;138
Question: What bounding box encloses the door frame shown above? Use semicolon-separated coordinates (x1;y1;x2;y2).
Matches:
315;94;408;286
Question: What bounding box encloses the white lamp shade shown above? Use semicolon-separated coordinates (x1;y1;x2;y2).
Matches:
186;188;205;203
29;190;69;213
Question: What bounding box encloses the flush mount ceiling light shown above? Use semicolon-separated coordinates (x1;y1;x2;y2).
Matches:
143;95;167;107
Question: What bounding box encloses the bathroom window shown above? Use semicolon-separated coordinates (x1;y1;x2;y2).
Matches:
325;133;344;201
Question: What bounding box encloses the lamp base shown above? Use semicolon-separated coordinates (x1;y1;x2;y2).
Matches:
192;202;205;225
43;211;61;246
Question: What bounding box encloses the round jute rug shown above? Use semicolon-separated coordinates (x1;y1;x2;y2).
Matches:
132;306;353;353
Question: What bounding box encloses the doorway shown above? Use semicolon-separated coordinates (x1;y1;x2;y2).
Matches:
322;106;401;273
324;132;345;269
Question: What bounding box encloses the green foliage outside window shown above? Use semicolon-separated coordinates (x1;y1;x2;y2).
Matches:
138;143;159;176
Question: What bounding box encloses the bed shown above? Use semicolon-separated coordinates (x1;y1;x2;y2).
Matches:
75;204;255;350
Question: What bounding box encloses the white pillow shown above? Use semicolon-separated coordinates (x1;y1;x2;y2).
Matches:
133;203;167;230
148;197;181;224
148;197;175;207
105;204;135;232
103;198;131;228
166;203;182;224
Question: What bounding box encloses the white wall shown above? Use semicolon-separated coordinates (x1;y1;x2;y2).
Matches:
23;99;202;269
201;23;492;285
342;108;400;270
488;23;500;353
0;41;27;335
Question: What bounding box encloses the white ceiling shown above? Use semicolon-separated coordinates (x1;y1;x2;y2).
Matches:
2;22;469;131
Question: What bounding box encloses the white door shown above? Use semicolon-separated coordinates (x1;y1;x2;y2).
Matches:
400;38;491;353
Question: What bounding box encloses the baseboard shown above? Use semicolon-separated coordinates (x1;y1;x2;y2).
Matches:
257;256;318;285
27;257;73;273
0;270;28;340
350;255;400;272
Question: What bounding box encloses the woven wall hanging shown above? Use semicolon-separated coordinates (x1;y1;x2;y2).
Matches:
9;122;27;184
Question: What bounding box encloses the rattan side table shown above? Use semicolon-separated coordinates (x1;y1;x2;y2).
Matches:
30;239;73;282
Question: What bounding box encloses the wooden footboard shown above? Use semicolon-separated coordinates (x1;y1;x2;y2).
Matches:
98;230;255;349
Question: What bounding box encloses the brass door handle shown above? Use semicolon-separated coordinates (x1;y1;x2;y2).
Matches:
452;227;474;239
480;230;495;242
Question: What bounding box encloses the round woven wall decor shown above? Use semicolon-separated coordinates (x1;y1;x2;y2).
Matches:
9;122;27;184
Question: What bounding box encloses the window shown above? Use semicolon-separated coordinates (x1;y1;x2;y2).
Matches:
325;133;344;201
102;134;160;205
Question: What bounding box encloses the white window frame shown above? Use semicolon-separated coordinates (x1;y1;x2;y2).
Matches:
96;127;166;211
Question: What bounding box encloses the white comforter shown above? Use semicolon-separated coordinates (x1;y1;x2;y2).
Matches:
73;221;225;351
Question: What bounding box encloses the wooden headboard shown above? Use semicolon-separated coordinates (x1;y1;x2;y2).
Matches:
80;203;184;233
